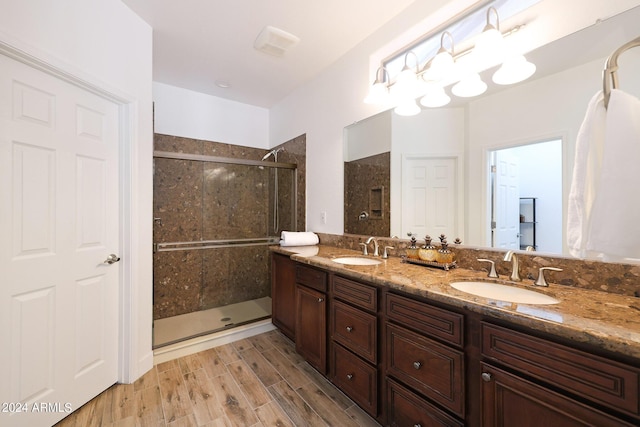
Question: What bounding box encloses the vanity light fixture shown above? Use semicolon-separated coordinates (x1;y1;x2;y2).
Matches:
363;67;390;104
364;5;537;113
424;31;456;82
420;82;451;108
392;51;423;100
492;53;536;85
452;72;487;97
473;7;506;69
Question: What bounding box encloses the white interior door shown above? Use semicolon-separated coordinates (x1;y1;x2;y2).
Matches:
402;156;458;239
0;54;120;426
493;151;520;249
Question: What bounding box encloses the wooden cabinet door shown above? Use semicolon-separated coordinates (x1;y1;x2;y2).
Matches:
271;253;296;340
481;363;635;427
295;284;327;373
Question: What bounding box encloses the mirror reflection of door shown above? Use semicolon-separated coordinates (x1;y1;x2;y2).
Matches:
490;139;563;253
402;155;458;239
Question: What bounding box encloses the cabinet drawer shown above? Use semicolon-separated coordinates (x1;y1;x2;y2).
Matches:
482;322;640;417
331;343;377;417
386;323;464;417
332;275;377;311
386;293;463;347
331;300;377;363
387;378;463;427
295;264;327;292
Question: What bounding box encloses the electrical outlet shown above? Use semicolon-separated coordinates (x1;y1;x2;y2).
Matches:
321;211;327;224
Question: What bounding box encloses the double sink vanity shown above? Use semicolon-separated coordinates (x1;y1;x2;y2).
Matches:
270;243;640;427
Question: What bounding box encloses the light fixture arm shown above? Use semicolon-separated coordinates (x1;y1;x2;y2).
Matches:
439;31;455;56
373;66;389;84
402;51;420;73
484;6;500;32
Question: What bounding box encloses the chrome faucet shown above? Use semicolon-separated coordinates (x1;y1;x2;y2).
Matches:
365;236;379;257
503;250;521;281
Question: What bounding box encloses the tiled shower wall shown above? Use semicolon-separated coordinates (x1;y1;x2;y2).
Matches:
344;152;391;237
153;134;306;320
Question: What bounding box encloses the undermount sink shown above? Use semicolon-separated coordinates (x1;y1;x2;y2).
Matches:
450;281;560;305
332;256;382;266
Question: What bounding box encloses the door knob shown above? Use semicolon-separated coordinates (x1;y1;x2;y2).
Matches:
104;254;121;264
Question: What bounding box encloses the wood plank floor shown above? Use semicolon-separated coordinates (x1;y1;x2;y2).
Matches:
55;329;381;427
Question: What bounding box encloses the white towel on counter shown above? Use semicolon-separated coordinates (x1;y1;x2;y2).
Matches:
567;89;640;260
279;231;319;247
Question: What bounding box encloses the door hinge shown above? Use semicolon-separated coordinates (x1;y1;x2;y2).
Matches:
491;221;497;229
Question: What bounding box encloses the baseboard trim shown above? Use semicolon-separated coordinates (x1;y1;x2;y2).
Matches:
153;319;276;364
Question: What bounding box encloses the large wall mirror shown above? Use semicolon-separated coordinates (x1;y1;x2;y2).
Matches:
344;5;640;257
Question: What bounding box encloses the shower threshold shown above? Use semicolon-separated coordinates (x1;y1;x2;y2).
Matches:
153;296;272;349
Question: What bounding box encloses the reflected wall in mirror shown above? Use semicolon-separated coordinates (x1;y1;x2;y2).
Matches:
344;5;640;258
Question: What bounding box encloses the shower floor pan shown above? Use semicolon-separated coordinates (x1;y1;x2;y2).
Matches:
153;296;272;348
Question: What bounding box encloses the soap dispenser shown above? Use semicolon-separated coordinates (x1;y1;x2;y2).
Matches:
418;235;437;262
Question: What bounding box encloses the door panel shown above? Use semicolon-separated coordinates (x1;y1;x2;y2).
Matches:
0;53;120;426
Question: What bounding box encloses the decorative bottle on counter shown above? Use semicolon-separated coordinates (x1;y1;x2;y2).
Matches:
436;240;456;264
406;236;420;259
418;235;437;262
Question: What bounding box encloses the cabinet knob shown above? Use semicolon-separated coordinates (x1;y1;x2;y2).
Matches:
346;326;353;333
346;374;353;380
317;297;324;302
414;424;422;427
413;361;422;370
481;372;492;382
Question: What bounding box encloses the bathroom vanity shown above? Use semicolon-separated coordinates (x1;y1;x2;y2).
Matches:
270;246;640;427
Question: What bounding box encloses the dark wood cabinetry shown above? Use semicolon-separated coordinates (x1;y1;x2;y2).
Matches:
271;253;297;340
294;264;327;374
385;293;465;425
480;363;636;427
329;275;379;418
271;254;640;426
481;322;640;425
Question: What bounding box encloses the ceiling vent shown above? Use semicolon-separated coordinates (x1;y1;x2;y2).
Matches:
254;26;300;57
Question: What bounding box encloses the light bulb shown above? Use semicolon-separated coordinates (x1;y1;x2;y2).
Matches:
452;73;487;98
419;83;451;108
394;99;421;116
364;81;389;105
493;54;536;85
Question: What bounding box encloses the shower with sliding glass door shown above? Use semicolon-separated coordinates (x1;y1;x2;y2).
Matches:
151;136;299;348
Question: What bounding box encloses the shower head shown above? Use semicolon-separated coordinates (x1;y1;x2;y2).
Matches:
261;147;285;161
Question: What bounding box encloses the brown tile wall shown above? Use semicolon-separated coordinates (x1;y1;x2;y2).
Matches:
153;134;306;320
344;152;391;237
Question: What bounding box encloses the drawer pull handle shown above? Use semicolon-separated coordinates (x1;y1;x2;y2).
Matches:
346;326;353;332
318;298;324;302
481;372;492;382
346;374;354;380
413;361;422;370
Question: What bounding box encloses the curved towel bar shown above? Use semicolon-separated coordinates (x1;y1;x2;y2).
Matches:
603;36;640;109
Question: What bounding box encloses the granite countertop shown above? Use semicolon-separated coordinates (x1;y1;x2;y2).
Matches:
271;244;640;360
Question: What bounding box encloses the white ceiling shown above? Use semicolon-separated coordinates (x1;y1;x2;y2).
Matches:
122;0;419;108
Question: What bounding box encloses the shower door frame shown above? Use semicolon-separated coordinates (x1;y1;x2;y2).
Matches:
153;150;298;247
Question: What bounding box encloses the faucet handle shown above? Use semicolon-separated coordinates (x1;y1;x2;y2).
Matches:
534;267;563;287
477;258;499;278
382;246;394;259
359;242;368;256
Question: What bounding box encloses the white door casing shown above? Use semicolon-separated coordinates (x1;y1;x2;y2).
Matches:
493;151;520;249
0;53;119;426
401;156;458;240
